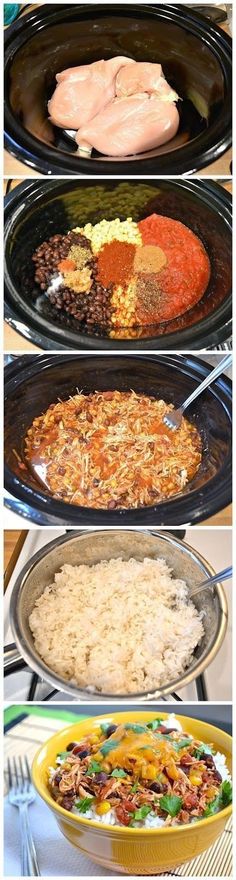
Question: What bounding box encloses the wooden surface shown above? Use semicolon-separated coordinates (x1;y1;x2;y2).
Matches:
4;530;28;591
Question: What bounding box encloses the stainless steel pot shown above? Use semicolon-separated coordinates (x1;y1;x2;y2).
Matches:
4;530;227;701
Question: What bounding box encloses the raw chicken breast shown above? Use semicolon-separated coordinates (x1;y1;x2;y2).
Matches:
116;61;162;96
48;56;135;130
76;93;179;157
116;62;179;103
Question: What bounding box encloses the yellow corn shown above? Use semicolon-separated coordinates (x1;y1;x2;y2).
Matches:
89;734;100;745
145;764;158;781
189;774;202;787
96;801;111;815
205;786;218;801
166;759;179;781
93;752;102;762
102;761;111;774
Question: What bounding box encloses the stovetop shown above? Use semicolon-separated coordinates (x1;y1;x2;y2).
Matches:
4;528;232;703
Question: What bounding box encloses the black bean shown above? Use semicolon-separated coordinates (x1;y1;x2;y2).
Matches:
213;770;222;783
149;782;167;794
205;755;214;767
105;724;117;738
61;797;73;811
96;772;108;783
77;749;89;759
66;741;78;751
54;774;62;785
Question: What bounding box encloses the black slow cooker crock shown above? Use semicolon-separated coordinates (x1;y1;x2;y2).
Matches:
4;354;232;526
4;4;232;176
4;179;232;351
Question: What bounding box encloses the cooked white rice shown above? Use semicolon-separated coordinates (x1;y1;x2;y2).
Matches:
29;556;204;694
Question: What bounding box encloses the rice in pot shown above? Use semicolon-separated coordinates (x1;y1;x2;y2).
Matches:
29;557;204;693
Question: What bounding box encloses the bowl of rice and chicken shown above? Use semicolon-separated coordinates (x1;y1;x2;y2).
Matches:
32;710;232;874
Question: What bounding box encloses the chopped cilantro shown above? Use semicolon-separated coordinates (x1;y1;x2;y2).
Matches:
173;738;193;752
221;780;232;806
159;794;183;817
75;796;94;813
203;780;232;817
111;768;127;778
194;743;213;760
85;760;101;775
133;805;152;821
131;782;139;793
56;751;69;760
100;739;119;756
124;724;147;734
147;719;163;731
100;723;111;735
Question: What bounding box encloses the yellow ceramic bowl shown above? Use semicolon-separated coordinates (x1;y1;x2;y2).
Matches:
32;711;232;875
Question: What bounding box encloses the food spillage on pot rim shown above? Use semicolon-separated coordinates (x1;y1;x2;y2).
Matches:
48;715;232;827
24;389;202;509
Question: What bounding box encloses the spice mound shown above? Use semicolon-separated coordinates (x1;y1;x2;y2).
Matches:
24;390;202;509
47;714;232;827
29;557;204;693
32;213;210;338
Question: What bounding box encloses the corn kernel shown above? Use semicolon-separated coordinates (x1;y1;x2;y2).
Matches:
96;800;111;815
189;774;202;787
89;734;100;745
145;764;158;781
102;761;111;773
93;752;102;762
205;786;218;801
166;759;179;781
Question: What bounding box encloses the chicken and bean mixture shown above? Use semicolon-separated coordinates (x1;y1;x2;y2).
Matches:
48;717;232;828
24;390;202;509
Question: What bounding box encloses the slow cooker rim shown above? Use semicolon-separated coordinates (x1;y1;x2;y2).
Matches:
9;527;228;700
4;178;232;351
4;3;232;176
4;354;232;526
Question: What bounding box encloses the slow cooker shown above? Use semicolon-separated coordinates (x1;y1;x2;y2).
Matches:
4;179;232;351
4;354;232;526
4;3;232;176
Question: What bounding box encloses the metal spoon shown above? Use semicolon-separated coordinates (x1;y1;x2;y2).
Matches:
163;353;232;431
190;566;232;599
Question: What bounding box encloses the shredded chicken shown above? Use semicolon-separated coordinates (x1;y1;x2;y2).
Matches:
25;390;202;509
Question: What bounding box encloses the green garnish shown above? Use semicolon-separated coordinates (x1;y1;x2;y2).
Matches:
173;738;193;752
159;795;183;817
111;769;127;778
147;719;163;731
124;724;147;734
131;782;139;793
100;739;119;756
153;732;192;751
133;805;152;821
194;744;213;759
100;723;111;735
75;796;94;813
85;760;102;775
221;780;233;805
203;780;232;817
57;751;69;760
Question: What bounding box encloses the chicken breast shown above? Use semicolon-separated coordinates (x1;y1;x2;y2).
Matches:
116;61;163;96
48;57;134;130
116;61;179;103
76;92;179;157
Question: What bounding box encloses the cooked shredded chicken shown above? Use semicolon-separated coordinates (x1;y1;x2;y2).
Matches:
25;390;202;509
48;720;231;828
